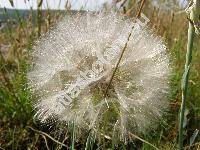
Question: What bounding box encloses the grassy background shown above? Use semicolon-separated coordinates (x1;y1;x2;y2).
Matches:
0;1;200;149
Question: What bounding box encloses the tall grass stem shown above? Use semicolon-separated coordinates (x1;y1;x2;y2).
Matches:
178;0;199;149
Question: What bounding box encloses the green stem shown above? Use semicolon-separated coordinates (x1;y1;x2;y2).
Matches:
70;121;75;150
178;6;196;150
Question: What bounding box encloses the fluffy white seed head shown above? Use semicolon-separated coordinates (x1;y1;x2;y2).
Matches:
28;11;171;141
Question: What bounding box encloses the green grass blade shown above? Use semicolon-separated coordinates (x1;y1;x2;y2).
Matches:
178;0;199;149
70;122;75;150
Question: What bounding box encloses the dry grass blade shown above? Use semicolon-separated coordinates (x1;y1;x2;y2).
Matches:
129;132;160;150
135;0;146;18
27;126;69;148
8;0;14;7
0;147;5;150
37;0;43;7
56;131;68;150
42;135;50;150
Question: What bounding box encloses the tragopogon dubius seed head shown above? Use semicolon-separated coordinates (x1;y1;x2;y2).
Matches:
28;11;171;142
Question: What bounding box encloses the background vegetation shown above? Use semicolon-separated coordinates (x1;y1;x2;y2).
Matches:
0;0;199;149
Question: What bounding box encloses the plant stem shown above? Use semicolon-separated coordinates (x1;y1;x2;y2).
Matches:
136;0;146;18
179;0;198;149
70;121;75;150
103;0;146;101
37;0;43;37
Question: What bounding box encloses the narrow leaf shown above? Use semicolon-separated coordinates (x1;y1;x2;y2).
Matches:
189;129;199;146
